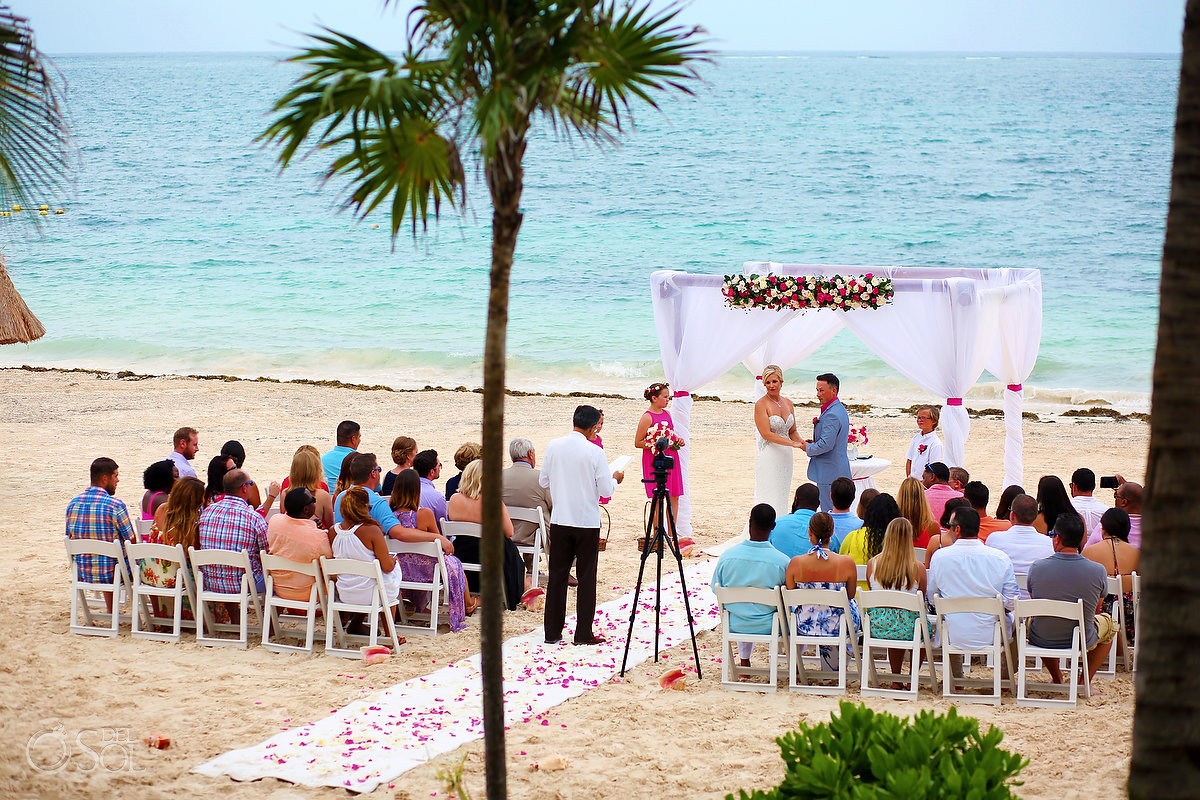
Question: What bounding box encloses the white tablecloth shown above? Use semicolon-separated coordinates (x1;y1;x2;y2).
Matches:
850;456;891;509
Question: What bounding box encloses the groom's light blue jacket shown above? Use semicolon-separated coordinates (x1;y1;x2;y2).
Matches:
806;398;852;485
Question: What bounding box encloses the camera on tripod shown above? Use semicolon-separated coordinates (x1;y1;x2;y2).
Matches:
648;437;675;485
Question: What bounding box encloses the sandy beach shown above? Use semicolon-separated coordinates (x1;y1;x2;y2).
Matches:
0;366;1146;799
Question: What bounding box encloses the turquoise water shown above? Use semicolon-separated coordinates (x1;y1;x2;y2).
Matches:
0;52;1175;406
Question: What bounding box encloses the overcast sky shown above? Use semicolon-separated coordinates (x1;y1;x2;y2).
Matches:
13;1;1187;55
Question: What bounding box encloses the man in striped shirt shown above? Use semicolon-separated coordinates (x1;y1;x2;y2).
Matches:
65;457;136;612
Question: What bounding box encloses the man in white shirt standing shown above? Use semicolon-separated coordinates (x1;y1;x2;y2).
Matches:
1069;468;1108;533
169;426;200;479
984;494;1052;598
539;405;624;646
928;506;1019;651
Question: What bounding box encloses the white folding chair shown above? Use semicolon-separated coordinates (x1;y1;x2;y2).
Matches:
443;520;483;581
188;547;263;649
932;594;1012;705
506;506;548;588
1013;598;1091;708
321;556;403;658
712;586;786;692
135;517;155;538
912;547;927;565
126;541;196;642
1131;571;1141;674
858;589;937;700
386;539;449;635
260;553;325;654
1098;575;1130;677
779;586;860;695
64;536;132;637
855;564;868;584
1015;573;1029;595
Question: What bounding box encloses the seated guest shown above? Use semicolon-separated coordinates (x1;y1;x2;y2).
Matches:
445;442;482;500
949;466;969;494
279;447;335;530
502;436;555;572
828;477;861;553
332;450;358;501
447;461;526;610
332;487;403;628
1033;475;1082;535
143;476;205;620
984;494;1051;597
1085;479;1143;548
923;497;970;568
854;487;879;523
1069;468;1109;533
994;484;1025;524
921;462;962;524
141;459;177;521
168;426;200;479
281;445;329;492
769;483;820;558
204;453;237;506
785;512;861;670
198;468;269;595
964;481;1011;541
927;507;1019;652
322;420;361;490
380;436;417;497
1028;514;1116;684
897;476;939;547
266;487;334;602
333;452;400;528
1082;507;1139;646
838;492;900;590
388;468;477;629
222;440;261;508
712;503;790;668
66;457;136;612
866;517;928;675
413;449;449;527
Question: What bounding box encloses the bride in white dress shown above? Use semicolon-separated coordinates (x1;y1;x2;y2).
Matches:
754;365;804;517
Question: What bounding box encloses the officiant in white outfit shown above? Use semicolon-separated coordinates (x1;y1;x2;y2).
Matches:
753;365;805;517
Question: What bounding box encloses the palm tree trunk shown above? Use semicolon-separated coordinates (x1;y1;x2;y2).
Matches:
479;127;527;800
1129;1;1200;795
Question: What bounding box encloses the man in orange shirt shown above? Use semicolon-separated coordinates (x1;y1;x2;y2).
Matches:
965;481;1011;541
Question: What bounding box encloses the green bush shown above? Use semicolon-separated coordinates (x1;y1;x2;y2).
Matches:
728;701;1028;800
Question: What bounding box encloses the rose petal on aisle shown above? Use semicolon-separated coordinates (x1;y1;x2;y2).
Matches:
194;559;720;793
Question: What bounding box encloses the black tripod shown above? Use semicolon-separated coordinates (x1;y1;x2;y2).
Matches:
620;442;703;678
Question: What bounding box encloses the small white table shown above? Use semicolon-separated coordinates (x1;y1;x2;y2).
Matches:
849;456;892;509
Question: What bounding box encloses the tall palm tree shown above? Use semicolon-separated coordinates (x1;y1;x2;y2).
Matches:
261;2;707;796
1130;0;1200;795
0;3;71;344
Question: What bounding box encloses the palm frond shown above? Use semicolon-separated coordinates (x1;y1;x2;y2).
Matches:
0;5;71;213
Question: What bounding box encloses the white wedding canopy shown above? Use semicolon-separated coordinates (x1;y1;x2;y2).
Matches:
650;263;1042;536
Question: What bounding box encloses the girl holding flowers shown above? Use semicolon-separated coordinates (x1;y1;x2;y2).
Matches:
634;381;685;521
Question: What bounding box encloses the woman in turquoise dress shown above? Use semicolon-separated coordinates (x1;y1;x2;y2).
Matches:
865;517;929;676
785;512;861;670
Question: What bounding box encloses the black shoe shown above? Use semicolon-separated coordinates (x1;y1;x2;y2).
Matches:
545;636;563;645
573;635;607;646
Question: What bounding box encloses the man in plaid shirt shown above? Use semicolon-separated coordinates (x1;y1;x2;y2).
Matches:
65;457;136;612
198;468;268;594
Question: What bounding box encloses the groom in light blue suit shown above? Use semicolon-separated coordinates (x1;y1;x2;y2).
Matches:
800;373;852;511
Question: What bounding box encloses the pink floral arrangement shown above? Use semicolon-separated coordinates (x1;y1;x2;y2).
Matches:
847;424;869;446
722;272;894;312
644;421;684;450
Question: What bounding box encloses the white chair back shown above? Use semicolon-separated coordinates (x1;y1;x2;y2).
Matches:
1098;574;1130;676
320;556;402;657
506;505;548;587
188;547;262;649
126;541;194;642
712;585;785;692
1013;598;1089;707
443;521;483;575
779;586;859;695
64;536;132;637
387;539;449;635
932;593;1011;705
857;588;937;701
259;552;325;654
1131;571;1141;673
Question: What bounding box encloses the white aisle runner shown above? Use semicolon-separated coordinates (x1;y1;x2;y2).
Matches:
195;559;719;793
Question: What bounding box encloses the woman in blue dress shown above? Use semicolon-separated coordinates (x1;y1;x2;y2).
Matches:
785;512;861;670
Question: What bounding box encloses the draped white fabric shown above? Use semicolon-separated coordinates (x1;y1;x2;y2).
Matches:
983;270;1044;488
649;266;1042;508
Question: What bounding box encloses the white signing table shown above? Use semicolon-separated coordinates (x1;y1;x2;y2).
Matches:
850;456;891;509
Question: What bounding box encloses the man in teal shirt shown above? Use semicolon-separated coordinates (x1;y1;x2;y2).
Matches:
713;504;790;667
322;420;361;489
768;483;819;558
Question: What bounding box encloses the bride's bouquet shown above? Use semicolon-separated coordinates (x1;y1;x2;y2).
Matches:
644;421;685;450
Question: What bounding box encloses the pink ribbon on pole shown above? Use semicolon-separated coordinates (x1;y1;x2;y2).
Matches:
945;397;963;406
1006;384;1022;392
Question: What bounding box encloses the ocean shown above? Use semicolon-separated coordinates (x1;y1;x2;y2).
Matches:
0;52;1176;409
